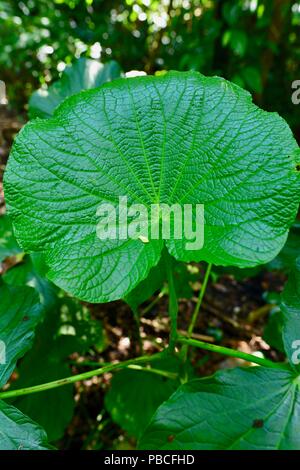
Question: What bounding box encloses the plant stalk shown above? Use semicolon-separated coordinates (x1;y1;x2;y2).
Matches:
132;307;143;354
165;252;178;351
188;263;212;337
181;263;212;361
69;360;177;379
178;336;288;370
0;336;287;401
0;352;165;400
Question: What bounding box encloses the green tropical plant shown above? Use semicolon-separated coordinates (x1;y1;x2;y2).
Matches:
1;70;300;450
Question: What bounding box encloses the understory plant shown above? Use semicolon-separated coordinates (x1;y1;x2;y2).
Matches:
1;62;300;449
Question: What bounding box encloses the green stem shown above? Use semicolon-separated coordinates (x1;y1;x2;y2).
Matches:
165;252;178;351
178;336;288;369
0;352;165;400
181;263;212;361
188;263;212;336
126;365;177;379
132;307;143;354
0;333;286;401
69;360;177;380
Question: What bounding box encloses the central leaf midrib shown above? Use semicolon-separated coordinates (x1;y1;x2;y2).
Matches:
126;80;159;202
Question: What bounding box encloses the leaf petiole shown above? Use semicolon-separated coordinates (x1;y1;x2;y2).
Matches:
178;336;289;370
181;262;212;361
165;252;179;351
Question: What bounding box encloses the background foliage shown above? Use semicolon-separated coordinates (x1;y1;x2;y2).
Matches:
1;0;300;138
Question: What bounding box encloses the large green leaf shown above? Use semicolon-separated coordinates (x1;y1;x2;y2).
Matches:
29;58;122;119
0;400;52;450
5;72;300;302
281;257;300;371
139;367;300;450
0;283;43;387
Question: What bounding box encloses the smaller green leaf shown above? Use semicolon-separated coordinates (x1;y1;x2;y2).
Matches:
12;362;73;443
125;257;166;312
173;262;197;299
29;58;122;119
241;67;263;94
0;214;22;263
3;253;58;312
105;356;181;438
222;3;241;25
0;284;43;387
231;74;245;89
139;367;300;450
10;294;104;441
268;223;300;271
229;30;248;56
263;309;284;353
125;256;197;312
55;296;105;355
262;291;284;352
0;400;52;450
281;257;300;371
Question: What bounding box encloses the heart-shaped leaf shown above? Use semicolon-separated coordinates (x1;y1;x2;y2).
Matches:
139;367;300;450
5;72;300;302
